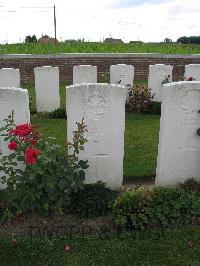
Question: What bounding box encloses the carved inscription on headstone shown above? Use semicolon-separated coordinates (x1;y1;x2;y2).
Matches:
67;83;126;189
156;82;200;186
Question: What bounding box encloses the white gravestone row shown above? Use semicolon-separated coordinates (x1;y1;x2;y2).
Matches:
34;66;60;112
0;87;30;189
148;64;173;102
67;83;126;189
0;68;20;88
184;64;200;81
156;81;200;186
110;64;134;100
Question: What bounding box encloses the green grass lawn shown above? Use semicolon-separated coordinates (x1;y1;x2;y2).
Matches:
0;227;199;265
31;114;160;181
26;80;159;181
1;42;200;54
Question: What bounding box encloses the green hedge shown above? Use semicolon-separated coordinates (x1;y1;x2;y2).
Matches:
68;182;118;218
111;187;200;230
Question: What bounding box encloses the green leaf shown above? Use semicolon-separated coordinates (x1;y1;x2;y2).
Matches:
43;203;49;211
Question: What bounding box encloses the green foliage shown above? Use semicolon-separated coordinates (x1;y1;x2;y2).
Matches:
164;38;172;43
179;178;200;194
99;70;110;83
177;35;200;44
68;181;118;218
1;41;200;54
0;189;8;219
0;115;88;221
126;85;152;113
25;35;37;43
48;108;67;119
36;108;67;119
111;187;200;230
148;101;161;115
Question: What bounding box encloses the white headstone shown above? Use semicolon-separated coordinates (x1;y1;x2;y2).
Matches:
34;66;60;112
73;65;97;84
148;64;173;102
67;83;126;189
0;87;30;189
184;64;200;81
156;81;200;186
0;68;20;88
110;64;134;100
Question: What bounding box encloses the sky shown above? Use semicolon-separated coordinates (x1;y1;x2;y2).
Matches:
0;0;200;43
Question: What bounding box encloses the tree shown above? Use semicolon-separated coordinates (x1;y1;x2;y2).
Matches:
164;38;172;43
177;36;200;44
25;35;37;43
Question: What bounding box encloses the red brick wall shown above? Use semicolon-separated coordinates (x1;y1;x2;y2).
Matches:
1;53;200;83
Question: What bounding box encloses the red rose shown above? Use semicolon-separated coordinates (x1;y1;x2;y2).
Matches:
25;147;41;165
10;124;32;137
8;141;18;150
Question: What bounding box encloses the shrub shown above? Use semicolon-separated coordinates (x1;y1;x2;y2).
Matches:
0;190;8;219
148;102;161;115
110;187;200;230
179;178;200;194
48;108;66;119
0;114;88;221
125;85;152;113
68;181;118;218
35;108;67;119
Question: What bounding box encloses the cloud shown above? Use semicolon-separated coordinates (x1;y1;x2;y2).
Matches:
112;0;170;8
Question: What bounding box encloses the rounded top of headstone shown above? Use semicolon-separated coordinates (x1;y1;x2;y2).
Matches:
66;83;126;91
163;81;200;87
149;64;173;70
34;66;59;73
0;68;19;71
0;87;29;97
187;64;200;66
110;64;134;69
73;65;96;68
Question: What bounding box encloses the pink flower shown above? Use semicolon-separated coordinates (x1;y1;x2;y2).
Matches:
64;244;71;252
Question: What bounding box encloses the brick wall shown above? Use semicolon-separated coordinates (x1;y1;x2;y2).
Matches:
1;53;200;83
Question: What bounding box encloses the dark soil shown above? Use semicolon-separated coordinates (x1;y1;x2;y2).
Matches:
0;180;155;237
0;213;115;237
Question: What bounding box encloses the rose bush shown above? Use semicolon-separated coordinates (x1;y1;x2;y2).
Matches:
0;114;89;222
